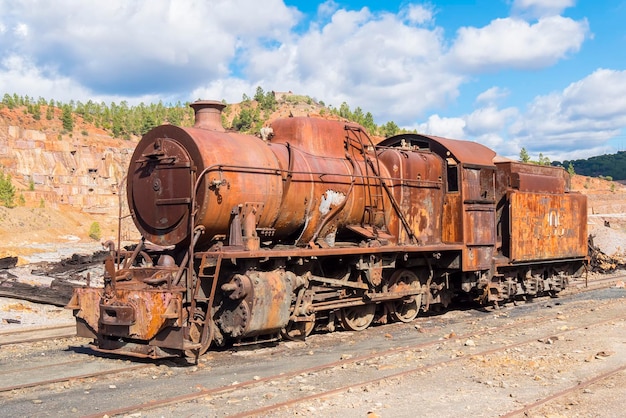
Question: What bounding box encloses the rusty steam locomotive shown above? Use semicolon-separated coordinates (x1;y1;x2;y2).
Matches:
67;100;588;359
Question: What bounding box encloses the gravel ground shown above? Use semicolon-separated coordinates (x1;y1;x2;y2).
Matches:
0;298;75;328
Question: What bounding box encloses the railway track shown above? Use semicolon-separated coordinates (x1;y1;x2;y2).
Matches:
565;271;626;293
0;360;153;393
0;323;76;346
501;364;626;417
85;293;626;418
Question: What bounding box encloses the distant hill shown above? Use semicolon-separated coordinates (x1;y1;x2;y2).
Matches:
557;151;626;181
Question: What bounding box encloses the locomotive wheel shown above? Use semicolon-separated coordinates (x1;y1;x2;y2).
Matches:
281;318;315;341
388;269;421;323
340;304;376;331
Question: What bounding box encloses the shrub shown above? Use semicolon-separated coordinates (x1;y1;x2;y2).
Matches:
0;171;16;208
88;222;102;240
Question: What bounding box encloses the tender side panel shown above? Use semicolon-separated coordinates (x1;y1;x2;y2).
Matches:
508;191;587;262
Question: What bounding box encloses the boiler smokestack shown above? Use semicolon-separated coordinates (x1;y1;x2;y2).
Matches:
190;100;226;131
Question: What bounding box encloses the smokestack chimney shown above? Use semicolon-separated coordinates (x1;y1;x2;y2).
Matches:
190;100;226;131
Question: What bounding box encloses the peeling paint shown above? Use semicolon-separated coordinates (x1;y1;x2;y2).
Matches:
319;190;346;215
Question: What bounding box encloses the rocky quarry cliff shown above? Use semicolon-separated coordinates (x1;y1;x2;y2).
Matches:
0;106;139;259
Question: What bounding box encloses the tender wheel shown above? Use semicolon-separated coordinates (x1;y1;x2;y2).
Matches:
340;304;376;331
388;269;421;323
281;318;315;341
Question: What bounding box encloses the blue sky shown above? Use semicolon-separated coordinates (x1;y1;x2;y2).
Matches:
1;1;626;161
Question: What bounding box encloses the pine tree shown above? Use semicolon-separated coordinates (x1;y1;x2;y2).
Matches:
61;105;74;131
567;163;576;176
519;147;530;163
381;121;399;137
0;171;16;208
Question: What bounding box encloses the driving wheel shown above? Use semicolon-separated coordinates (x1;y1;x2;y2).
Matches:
388;269;421;323
281;317;315;340
340;304;376;331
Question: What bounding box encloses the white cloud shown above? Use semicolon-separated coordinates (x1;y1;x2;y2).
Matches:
0;0;591;126
0;55;86;102
317;1;339;19
476;87;510;105
237;5;458;124
13;23;28;38
403;4;435;25
415;105;518;155
512;0;575;18
465;106;519;136
0;54;168;105
449;16;589;72
561;68;626;119
0;0;299;96
414;70;626;161
417;114;467;139
509;69;626;159
191;78;258;106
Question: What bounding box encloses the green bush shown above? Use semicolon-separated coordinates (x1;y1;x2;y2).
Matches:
88;222;101;240
0;171;16;208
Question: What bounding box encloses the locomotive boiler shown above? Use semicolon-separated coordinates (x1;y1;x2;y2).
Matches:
67;100;588;359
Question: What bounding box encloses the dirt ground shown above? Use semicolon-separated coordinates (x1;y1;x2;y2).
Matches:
0;205;132;264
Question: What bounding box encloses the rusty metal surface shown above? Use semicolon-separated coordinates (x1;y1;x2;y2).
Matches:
71;267;184;342
269;136;377;245
128;113;400;249
494;161;587;263
128;124;283;247
422;134;496;168
506;191;587;262
496;161;569;194
216;270;297;338
379;133;496;168
380;132;498;270
442;193;463;243
270;117;361;157
378;148;444;245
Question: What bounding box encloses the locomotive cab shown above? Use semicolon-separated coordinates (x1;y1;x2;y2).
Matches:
380;134;498;271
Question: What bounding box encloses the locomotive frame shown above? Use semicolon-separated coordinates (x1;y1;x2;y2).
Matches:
67;100;588;359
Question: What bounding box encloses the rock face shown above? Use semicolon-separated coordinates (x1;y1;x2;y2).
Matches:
0;121;135;212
